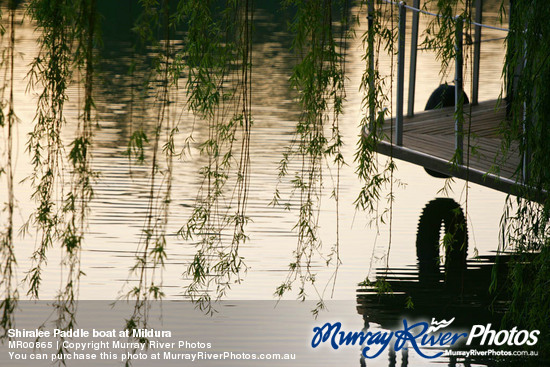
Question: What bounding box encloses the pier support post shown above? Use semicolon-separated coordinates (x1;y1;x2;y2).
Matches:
396;1;406;146
367;0;376;130
472;0;482;105
454;16;464;165
523;40;530;184
407;0;420;117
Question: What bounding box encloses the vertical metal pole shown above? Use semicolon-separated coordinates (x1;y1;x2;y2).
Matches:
507;0;517;104
472;0;482;105
523;111;530;184
407;0;420;117
522;39;530;184
455;16;464;165
396;2;406;146
506;0;529;183
368;0;376;130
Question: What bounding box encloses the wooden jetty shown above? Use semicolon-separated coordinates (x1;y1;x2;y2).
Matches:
365;100;522;194
363;0;526;196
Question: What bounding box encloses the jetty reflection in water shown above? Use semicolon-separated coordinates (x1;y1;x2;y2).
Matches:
357;198;513;367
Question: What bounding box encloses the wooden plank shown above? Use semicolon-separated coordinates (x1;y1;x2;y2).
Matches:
366;99;531;196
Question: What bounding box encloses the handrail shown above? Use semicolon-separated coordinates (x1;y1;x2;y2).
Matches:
368;1;530;185
379;0;509;32
371;0;509;153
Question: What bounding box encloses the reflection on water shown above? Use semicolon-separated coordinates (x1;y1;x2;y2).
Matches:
356;254;514;367
356;198;535;367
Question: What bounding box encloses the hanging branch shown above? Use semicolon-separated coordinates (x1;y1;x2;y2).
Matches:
123;0;175;345
355;1;396;219
498;1;550;353
178;0;254;313
52;0;98;350
423;0;471;70
271;0;348;314
325;0;351;298
24;0;76;299
355;2;399;289
0;1;19;338
18;1;101;361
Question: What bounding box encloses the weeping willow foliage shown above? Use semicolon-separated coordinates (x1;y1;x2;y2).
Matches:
355;1;396;218
356;1;404;283
270;0;349;313
424;0;471;70
17;0;99;354
25;0;75;300
56;0;97;347
176;0;254;313
122;0;175;339
499;0;550;355
0;0;102;355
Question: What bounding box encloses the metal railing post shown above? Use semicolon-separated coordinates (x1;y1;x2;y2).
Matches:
522;38;530;184
407;0;420;117
396;1;406;146
523;110;530;184
472;0;482;105
368;0;376;130
455;16;464;165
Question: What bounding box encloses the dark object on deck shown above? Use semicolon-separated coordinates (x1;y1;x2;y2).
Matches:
416;198;467;285
424;84;469;178
425;83;469;110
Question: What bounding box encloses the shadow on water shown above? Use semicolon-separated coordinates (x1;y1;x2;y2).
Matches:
356;198;530;367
